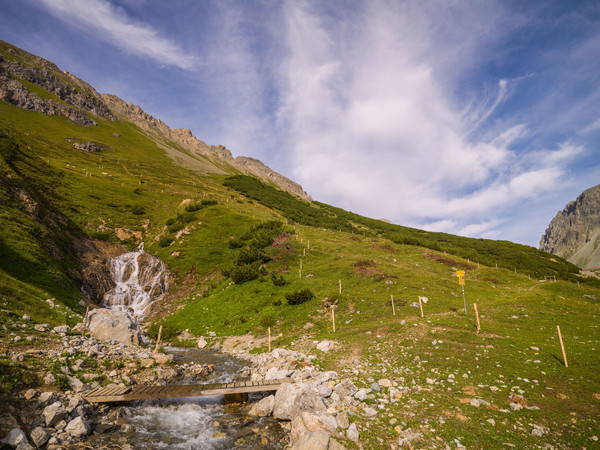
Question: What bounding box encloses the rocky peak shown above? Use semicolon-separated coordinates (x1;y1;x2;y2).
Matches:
540;184;600;269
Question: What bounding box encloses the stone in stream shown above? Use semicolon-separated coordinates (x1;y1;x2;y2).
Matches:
249;395;275;417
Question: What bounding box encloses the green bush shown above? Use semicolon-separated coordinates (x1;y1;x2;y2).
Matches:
168;222;185;233
231;262;261;284
176;212;196;223
201;199;218;206
185;202;203;212
0;136;19;163
285;288;315;305
131;205;145;215
236;246;269;265
271;273;288;286
158;236;174;247
228;237;245;249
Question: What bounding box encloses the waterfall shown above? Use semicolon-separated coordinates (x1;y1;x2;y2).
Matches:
102;243;169;318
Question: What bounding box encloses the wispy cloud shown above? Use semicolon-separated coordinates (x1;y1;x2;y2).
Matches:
274;0;592;245
37;0;197;70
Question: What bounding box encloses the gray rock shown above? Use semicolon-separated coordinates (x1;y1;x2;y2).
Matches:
87;309;141;346
249;395;275;417
197;337;207;348
337;411;350;429
354;388;370;401
290;430;333;450
30;427;50;447
273;383;326;420
334;379;358;399
290;412;339;445
509;402;523;411
53;325;69;334
2;428;28;447
316;340;333;352
370;382;380;392
34;324;51;332
347;423;359;442
363;406;378;417
43;373;56;385
42;401;66;427
38;391;56;405
65;416;90;437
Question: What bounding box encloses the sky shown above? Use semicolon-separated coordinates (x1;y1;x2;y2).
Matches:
1;0;599;247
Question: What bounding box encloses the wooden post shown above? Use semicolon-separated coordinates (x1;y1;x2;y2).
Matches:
268;327;271;353
303;248;306;256
557;325;568;368
153;325;163;355
391;295;396;316
308;240;310;249
339;279;342;294
331;307;335;332
81;307;89;336
418;296;424;318
300;260;302;279
474;303;481;332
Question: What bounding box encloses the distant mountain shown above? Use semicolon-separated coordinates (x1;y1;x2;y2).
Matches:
540;184;600;270
0;40;310;201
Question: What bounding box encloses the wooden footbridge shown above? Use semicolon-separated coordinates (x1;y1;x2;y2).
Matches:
82;378;291;403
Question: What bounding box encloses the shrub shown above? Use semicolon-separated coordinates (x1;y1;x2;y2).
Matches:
185;202;203;212
231;262;261;284
285;288;315;305
0;136;19;163
158;236;174;247
166;218;176;226
131;205;145;215
168;222;185;233
176;212;196;223
201;199;218;206
228;237;245;249
236;246;269;265
271;273;288;286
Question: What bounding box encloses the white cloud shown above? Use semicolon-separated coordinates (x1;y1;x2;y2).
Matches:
37;0;197;70
276;0;585;245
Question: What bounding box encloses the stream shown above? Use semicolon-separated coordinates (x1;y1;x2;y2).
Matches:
83;347;288;449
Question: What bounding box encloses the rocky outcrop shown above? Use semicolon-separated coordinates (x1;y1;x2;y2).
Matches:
540;184;600;269
0;42;115;126
100;93;312;200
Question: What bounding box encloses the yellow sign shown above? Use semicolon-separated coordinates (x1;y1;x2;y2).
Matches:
456;270;465;285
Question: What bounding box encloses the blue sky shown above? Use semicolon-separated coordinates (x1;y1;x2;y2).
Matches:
1;0;599;247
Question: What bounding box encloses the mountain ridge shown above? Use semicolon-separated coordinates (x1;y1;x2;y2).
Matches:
540;183;600;270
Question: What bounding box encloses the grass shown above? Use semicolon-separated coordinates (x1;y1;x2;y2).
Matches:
1;43;599;448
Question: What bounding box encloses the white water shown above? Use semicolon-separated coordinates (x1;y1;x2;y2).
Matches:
102;243;169;318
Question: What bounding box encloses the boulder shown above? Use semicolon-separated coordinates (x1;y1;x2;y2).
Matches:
65;416;91;437
42;401;66;427
290;430;345;450
249;395;275;417
273;383;326;420
290;411;337;443
2;428;28;447
53;325;69;334
197;337;208;348
333;379;358;400
316;340;333;352
346;423;359;442
86;308;141;346
152;353;174;364
30;427;50;447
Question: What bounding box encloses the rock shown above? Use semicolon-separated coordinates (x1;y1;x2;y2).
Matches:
249;395;275;417
470;399;486;407
153;353;174;364
336;411;350;429
42;401;66;427
65;416;91;437
273;383;326;420
140;358;155;368
347;423;359;442
316;340;333;352
291;429;345;450
86;308;141;346
53;325;69;334
23;389;37;400
66;375;84;392
30;427;50;447
378;378;392;388
43;373;56;385
2;428;28;447
334;379;358;399
509;402;523;411
370;382;380;392
197;337;207;349
290;411;337;443
38;391;56;405
363;406;378;417
531;424;549;437
34;324;51;332
354;388;370;401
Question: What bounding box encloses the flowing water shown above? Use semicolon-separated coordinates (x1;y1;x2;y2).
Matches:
102;243;169;317
85;348;287;449
94;249;286;448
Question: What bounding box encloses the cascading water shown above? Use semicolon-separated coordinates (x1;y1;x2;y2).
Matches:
102;243;169;318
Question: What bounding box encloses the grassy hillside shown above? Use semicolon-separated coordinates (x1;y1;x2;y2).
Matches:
1;42;599;448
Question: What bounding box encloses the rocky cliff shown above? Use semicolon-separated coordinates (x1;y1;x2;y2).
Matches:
540;184;600;270
0;40;310;200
